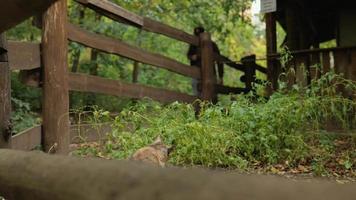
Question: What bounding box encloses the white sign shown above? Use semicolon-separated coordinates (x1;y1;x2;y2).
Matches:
260;0;277;14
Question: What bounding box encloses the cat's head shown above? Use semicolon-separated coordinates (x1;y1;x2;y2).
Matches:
150;136;175;155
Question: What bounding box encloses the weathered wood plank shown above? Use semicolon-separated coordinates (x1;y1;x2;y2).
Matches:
18;71;199;103
10;124;113;152
67;23;200;79
217;55;245;72
309;53;321;80
8;41;41;70
216;85;247;95
74;0;198;45
69;73;198;103
75;0;143;27
241;55;257;93
0;0;58;33
42;0;70;154
142;18;199;46
11;126;41;151
200;32;217;103
321;52;331;73
333;50;356;98
265;13;278;93
254;63;267;74
0;34;11;148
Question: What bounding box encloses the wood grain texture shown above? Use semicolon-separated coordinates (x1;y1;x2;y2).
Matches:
200;33;217;103
75;0;143;27
0;0;57;33
11;126;42;151
10;124;112;151
0;34;11;148
42;0;70;154
8;41;41;70
216;55;245;71
67;23;200;79
265;13;278;93
74;0;198;45
142;18;199;46
69;73;198;103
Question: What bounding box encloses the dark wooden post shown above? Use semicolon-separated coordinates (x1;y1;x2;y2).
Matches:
265;13;278;94
200;32;217;103
241;55;257;94
0;34;11;148
42;0;70;154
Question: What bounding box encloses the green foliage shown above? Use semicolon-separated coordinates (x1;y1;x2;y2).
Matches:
11;97;40;134
10;73;41;133
75;73;355;176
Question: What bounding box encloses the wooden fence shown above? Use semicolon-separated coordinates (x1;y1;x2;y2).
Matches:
0;0;265;153
268;46;356;95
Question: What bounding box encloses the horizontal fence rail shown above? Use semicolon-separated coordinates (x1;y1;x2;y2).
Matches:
67;23;201;79
69;73;198;103
217;55;245;71
75;0;199;46
75;0;144;27
216;85;248;95
0;149;355;200
10;124;113;151
10;126;42;151
8;41;41;70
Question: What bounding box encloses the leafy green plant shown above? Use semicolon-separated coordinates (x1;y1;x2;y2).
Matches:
75;72;355;177
11;97;40;134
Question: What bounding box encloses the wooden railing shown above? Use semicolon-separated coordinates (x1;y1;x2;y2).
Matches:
268;46;356;88
1;0;266;152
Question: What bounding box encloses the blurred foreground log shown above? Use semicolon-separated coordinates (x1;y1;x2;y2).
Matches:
0;150;355;200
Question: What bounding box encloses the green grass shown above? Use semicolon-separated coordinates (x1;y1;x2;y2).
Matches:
74;72;356;177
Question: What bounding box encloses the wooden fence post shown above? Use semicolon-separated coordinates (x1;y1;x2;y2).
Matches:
0;34;11;148
200;32;217;103
42;0;70;154
241;55;257;94
265;13;278;95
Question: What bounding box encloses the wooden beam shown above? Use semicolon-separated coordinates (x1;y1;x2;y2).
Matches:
11;126;42;151
75;0;143;27
200;32;217;103
42;0;70;154
254;63;267;74
74;0;199;45
241;55;257;94
0;0;58;33
217;55;245;72
265;13;278;94
1;149;356;200
0;34;11;148
67;23;200;79
10;124;113;152
142;18;199;46
69;73;198;103
216;85;247;95
268;46;356;58
17;71;199;103
8;41;41;71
